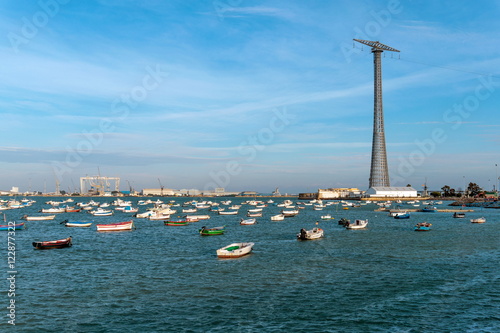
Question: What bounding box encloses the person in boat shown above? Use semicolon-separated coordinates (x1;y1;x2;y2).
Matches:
300;228;307;237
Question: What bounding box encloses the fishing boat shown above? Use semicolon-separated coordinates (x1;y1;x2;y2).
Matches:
421;206;437;213
345;219;368;229
32;237;72;249
199;226;225;236
64;207;81;213
182;208;197;213
23;214;56;221
394;212;410;219
453;212;465;218
164;219;189;226
96;221;134;231
470;217;486;223
414;222;432;231
270;214;285;221
0;222;25;230
63;220;93;227
338;218;350;226
216;242;254;258
297;227;324;240
240;218;256;225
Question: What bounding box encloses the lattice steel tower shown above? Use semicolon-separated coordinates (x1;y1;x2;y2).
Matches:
354;39;399;188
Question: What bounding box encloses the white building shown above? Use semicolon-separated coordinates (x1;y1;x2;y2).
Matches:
365;187;418;198
318;188;363;199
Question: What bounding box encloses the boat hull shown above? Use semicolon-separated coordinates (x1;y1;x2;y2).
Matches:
216;242;254;258
33;237;72;249
0;223;25;230
96;221;134;231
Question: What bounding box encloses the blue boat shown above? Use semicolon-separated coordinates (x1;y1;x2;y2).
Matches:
394;213;410;219
421;206;437;212
414;222;432;231
0;222;25;231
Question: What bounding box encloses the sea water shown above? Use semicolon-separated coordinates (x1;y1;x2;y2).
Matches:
1;197;499;332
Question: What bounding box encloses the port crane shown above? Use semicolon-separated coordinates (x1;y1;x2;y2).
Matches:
158;178;164;196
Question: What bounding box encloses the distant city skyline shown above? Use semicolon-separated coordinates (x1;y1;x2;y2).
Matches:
1;1;499;194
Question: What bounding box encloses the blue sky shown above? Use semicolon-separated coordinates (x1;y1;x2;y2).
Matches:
1;0;499;194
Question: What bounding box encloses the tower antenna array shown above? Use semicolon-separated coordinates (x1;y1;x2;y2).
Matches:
353;39;400;188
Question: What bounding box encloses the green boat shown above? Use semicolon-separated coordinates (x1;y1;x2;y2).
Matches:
199;226;225;236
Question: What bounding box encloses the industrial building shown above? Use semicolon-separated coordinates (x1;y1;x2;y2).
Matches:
365;187;418;198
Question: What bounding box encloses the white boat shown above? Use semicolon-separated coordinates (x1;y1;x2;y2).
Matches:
320;214;333;219
281;209;299;217
64;221;93;227
90;208;113;216
219;210;238;215
135;210;156;218
470;217;486;223
270;214;285;221
247;212;262;217
216;242;254;258
23;214;56;221
297;227;324;240
182;208;197;213
240;218;256;225
148;214;170;221
96;220;134;232
248;208;263;213
41;207;65;213
345;219;368;229
185;215;210;220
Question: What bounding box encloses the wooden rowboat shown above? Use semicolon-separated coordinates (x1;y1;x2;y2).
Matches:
33;237;72;250
164;220;189;226
199;226;225;236
216;242;254;258
64;221;93;227
96;221;134;231
23;214;56;221
0;222;25;231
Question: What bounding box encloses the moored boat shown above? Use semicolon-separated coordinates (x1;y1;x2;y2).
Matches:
414;222;432;231
345;219;368;229
281;209;299;217
216;242;254;258
270;214;285;221
0;222;25;230
199;226;225;236
23;214;56;221
320;214;333;220
453;212;465;218
297;227;324;240
240;218;256;225
394;212;410;219
470;217;486;223
164;219;189;226
90;208;114;216
33;237;72;249
219;210;238;215
63;221;93;227
96;221;134;231
421;206;437;213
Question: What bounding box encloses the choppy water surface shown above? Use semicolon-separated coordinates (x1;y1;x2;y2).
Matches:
2;197;499;332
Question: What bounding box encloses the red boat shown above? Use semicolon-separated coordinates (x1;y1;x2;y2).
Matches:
33;237;72;250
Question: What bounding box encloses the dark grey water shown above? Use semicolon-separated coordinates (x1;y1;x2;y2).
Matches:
2;197;499;332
